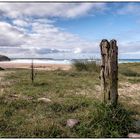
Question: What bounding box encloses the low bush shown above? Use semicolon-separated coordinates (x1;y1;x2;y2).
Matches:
72;60;100;72
120;69;140;77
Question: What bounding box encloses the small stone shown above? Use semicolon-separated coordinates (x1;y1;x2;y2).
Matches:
9;94;19;98
0;88;4;92
134;120;140;129
38;97;51;103
128;133;140;138
66;119;79;128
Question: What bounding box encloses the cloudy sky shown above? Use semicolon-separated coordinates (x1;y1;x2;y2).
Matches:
0;2;140;59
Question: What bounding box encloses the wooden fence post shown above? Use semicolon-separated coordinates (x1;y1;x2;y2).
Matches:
100;39;118;107
31;59;36;84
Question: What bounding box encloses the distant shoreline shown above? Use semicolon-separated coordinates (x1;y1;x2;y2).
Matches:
0;59;140;71
9;58;140;64
10;57;100;60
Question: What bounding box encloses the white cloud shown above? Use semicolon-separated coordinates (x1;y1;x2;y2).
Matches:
74;48;82;54
13;19;28;27
117;3;140;15
122;51;140;55
117;40;140;59
0;21;27;46
0;3;108;58
0;18;99;58
0;3;106;19
2;2;140;59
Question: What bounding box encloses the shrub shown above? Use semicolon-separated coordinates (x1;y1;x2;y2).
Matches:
72;60;100;72
120;69;140;77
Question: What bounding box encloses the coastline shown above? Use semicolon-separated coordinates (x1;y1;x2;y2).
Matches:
0;59;140;71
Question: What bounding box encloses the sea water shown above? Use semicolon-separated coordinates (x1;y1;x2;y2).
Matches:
10;58;140;64
10;59;71;64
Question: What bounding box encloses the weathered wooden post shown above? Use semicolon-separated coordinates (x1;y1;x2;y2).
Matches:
100;39;118;107
31;59;34;84
31;59;36;84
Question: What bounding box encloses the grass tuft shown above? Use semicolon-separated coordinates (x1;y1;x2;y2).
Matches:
72;60;100;72
75;103;133;138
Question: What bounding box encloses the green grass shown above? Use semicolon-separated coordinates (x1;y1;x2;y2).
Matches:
119;63;140;83
74;103;133;138
0;63;140;138
0;95;134;138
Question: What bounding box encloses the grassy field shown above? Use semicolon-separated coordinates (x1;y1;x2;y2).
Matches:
0;62;140;138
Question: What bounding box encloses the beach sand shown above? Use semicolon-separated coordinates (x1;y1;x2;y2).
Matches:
0;61;72;71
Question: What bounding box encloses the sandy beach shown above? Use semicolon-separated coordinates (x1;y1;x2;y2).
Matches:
0;61;72;71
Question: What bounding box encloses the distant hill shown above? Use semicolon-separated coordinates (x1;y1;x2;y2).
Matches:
0;55;10;61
